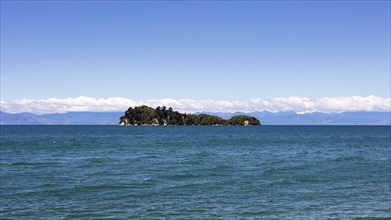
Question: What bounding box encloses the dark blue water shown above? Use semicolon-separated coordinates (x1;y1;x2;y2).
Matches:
1;126;390;219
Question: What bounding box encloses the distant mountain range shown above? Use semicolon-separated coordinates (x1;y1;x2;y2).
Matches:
0;111;390;125
196;111;391;125
0;111;123;125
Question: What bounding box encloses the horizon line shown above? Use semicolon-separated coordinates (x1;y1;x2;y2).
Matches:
1;95;391;114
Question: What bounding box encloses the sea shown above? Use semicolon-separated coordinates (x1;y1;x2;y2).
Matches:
0;125;390;219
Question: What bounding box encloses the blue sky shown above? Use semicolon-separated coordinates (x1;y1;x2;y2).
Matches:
1;1;390;103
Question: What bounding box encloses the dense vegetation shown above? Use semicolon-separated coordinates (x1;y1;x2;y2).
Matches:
119;106;261;126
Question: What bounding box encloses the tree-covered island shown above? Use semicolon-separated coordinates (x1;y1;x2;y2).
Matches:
119;106;261;126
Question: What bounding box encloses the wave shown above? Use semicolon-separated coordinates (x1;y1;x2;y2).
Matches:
0;162;57;166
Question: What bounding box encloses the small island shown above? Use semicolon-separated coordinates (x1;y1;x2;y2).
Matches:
119;105;261;126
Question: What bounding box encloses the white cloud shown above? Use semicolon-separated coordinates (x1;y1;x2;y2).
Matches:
0;95;390;114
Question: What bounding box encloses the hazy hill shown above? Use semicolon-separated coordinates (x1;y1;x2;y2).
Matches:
0;111;123;125
196;111;391;125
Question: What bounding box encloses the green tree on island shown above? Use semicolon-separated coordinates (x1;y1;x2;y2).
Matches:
119;106;261;126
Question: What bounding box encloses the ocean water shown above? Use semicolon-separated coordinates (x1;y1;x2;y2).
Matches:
0;126;390;219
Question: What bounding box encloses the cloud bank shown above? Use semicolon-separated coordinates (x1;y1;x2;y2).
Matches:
1;95;390;114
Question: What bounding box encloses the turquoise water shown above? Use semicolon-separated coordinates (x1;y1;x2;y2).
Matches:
1;125;390;219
